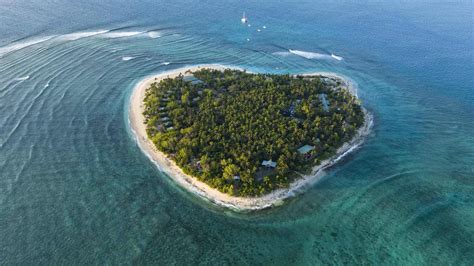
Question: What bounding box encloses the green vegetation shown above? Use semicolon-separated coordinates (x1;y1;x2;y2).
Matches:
143;69;364;196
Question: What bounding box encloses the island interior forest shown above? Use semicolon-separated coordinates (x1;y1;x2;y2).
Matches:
143;69;365;196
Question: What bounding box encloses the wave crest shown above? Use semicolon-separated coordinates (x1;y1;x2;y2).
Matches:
272;51;292;57
0;36;56;56
147;31;162;39
331;53;343;61
289;49;332;60
274;49;344;61
13;76;30;81
101;31;144;38
58;30;110;41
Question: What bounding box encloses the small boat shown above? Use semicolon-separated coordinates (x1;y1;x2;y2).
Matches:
241;12;248;23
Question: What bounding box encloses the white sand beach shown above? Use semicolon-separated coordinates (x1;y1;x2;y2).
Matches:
129;64;373;211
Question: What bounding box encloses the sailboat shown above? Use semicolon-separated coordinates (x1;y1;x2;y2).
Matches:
241;12;248;24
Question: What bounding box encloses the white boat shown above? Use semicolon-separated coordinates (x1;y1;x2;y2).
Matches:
241;12;248;23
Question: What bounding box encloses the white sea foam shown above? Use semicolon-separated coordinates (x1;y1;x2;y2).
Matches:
147;31;162;39
272;51;292;56
289;49;332;60
14;76;30;81
58;30;110;41
331;53;343;61
0;30;149;56
101;31;144;38
160;62;171;65
279;49;344;61
0;36;56;56
122;56;135;61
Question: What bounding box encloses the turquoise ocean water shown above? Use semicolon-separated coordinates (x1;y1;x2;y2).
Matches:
1;0;473;264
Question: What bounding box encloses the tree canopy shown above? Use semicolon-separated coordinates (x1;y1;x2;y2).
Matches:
143;68;364;196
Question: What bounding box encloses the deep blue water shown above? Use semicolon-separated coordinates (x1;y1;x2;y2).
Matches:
1;0;473;264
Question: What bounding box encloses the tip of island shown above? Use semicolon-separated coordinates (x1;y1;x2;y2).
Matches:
129;64;373;211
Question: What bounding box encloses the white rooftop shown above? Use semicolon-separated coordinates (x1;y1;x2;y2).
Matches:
261;160;277;168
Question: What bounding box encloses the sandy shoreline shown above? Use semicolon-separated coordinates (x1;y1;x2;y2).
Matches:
128;64;373;211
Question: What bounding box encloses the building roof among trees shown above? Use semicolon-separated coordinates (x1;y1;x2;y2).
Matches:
183;75;203;85
297;145;315;154
261;160;277;168
319;93;329;111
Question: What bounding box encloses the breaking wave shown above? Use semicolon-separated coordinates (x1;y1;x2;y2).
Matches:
331;53;343;61
272;51;292;57
122;56;136;61
101;31;145;38
0;36;56;56
57;30;110;41
0;28;170;57
289;49;333;60
147;31;162;39
274;49;344;61
14;76;30;81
